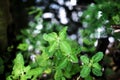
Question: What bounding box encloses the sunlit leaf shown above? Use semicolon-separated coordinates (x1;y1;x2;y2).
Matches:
17;43;28;51
59;27;67;40
49;41;58;52
43;32;57;42
60;41;71;55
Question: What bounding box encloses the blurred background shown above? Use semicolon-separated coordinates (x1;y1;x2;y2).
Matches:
1;0;120;80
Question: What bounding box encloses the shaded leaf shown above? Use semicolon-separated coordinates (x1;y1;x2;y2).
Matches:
80;55;89;64
85;75;93;80
57;58;68;69
92;63;101;70
54;69;63;80
70;54;78;63
92;68;102;76
80;65;91;78
92;52;103;63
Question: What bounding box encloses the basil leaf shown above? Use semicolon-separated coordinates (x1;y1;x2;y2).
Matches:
60;41;71;55
59;27;67;40
57;58;68;69
49;41;58;52
80;65;91;78
70;54;78;63
43;32;57;42
92;63;101;70
92;68;102;76
80;55;89;64
54;70;63;80
91;52;103;63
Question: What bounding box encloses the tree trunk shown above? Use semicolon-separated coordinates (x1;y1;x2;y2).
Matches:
0;0;11;52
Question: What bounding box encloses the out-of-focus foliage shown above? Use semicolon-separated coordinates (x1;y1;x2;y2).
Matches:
5;0;120;80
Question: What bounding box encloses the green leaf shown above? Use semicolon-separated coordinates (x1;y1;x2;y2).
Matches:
60;41;71;55
11;53;25;79
6;76;12;80
92;68;102;76
57;58;68;69
92;63;102;70
59;27;67;40
17;43;28;51
80;55;89;64
62;77;66;80
49;41;58;52
70;54;78;63
54;70;63;80
43;32;57;42
28;67;43;77
85;75;93;80
14;53;24;66
80;65;91;78
91;52;103;63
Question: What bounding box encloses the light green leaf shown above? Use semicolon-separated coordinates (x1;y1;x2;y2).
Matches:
43;32;57;42
92;63;101;70
17;43;28;51
49;41;58;52
92;68;102;76
80;55;89;64
92;52;103;63
14;53;24;66
23;66;31;73
60;41;71;55
70;54;78;63
6;76;13;80
12;53;25;78
62;77;66;80
59;27;67;40
28;67;43;76
80;65;91;78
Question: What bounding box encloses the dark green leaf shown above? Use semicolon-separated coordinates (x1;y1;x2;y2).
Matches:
60;41;71;55
92;68;102;76
80;55;89;64
80;65;91;78
92;52;103;63
43;32;57;42
85;75;93;80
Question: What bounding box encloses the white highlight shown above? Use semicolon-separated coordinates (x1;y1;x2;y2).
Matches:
43;12;54;18
108;37;115;43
